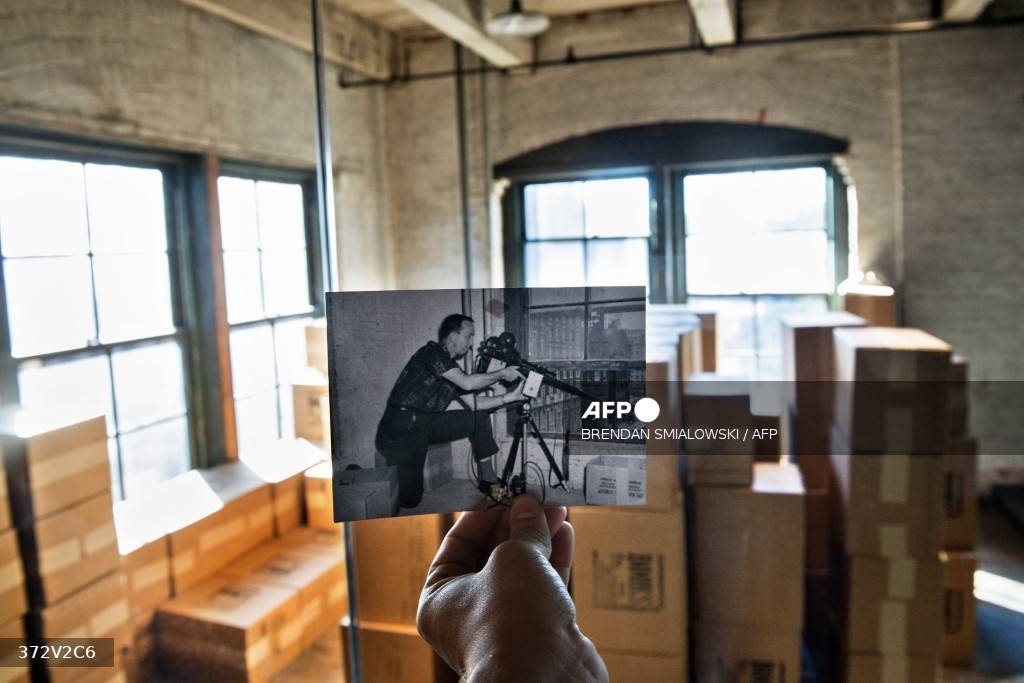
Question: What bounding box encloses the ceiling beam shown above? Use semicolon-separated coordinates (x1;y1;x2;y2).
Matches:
393;0;532;66
687;0;737;46
942;0;991;21
177;0;394;80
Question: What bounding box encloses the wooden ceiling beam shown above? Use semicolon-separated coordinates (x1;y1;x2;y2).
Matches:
942;0;992;22
394;0;532;66
687;0;737;46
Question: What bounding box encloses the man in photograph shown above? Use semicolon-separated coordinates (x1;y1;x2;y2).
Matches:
375;313;524;508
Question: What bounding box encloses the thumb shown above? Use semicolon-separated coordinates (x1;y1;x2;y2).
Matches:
508;494;552;558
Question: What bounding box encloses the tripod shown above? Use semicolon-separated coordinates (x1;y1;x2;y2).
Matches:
490;400;569;503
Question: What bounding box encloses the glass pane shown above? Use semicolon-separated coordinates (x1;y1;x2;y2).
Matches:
583;177;650;237
527;305;585;361
0;157;89;257
687;296;757;356
585;239;648;288
223;251;264;323
235;391;280;458
262;248;310;316
587;303;645;360
229;324;276;398
111;342;187;432
218;177;259;251
274;317;314;383
754;295;828;357
685;233;746;295
530;288;585;307
4;256;96;356
85;164;167;254
256;181;306;249
19;356;115;435
524;182;584;239
93;253;175;343
686;231;830;295
525;241;584;288
119;417;190;499
278;386;295;440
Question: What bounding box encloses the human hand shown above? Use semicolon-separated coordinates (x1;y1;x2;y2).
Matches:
499;366;524;383
417;496;608;683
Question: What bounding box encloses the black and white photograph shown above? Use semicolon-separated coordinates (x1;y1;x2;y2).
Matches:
326;286;647;520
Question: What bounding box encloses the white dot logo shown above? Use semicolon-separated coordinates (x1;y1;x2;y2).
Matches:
633;397;660;423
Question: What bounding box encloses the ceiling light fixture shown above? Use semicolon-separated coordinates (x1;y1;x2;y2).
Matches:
485;0;551;38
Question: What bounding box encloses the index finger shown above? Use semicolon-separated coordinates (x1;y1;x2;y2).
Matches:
423;509;505;593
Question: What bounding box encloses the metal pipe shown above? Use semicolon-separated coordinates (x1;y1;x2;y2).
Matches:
455;43;474;288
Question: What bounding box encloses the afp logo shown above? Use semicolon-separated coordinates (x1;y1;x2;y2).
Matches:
581;397;660;423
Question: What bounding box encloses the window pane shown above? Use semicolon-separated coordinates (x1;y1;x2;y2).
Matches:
256;181;305;249
583;178;650;237
111;342;187;432
527;305;585;361
262;248;310;316
530;288;585;307
525;241;585;288
524;182;584;239
754;295;828;357
230;324;276;398
18;356;114;435
585;239;649;288
218;177;259;251
0;157;89;257
119;417;190;498
274;317;314;382
4;256;96;356
235;391;279;457
587;303;645;360
85;164;167;254
686;231;830;295
93;253;175;343
687;296;757;356
223;251;264;323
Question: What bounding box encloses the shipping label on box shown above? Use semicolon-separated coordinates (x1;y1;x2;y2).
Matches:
591;549;663;611
694;620;800;683
584;455;645;506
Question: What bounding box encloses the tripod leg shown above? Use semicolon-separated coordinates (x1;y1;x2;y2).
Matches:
527;418;569;488
500;418;525;486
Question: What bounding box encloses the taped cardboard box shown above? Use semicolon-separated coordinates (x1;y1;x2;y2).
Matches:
695;311;718;372
241;438;325;536
941;551;976;668
166;466;274;593
353;514;447;624
693;463;805;629
0;461;10;532
113;500;171;617
846;653;937;683
304;462;335;530
845;556;943;658
833;327;952;455
943;437;978;550
572;501;687;656
643;454;683;509
0;527;26;624
305;320;328;375
684;454;754;487
340;618;457;683
28;490;119;607
156;573;302;683
583;455;645;505
842;291;896;327
830;426;944;559
677;327;703;382
0;411;108;524
290;372;329;449
781;311;866;418
0;615;29;683
693;620;800;683
332;465;400;523
682;374;755;458
275;526;344;559
124;609;156;683
600;651;685;683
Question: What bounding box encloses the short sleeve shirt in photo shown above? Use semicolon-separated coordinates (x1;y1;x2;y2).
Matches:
386;341;459;413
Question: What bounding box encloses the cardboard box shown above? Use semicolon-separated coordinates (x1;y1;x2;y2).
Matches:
340;618;456;683
166;466;274;593
752;414;780;462
0;462;10;532
682;374;755;457
943;437;978;550
845;556;944;658
332;465;400;522
275;526;344;559
806;488;832;576
842;291;897;327
0;527;26;625
695;311;717;372
678;327;703;382
781;311;866;417
830;427;944;559
693;620;800;683
941;551;976;668
241;438;326;536
846;654;937;683
304;462;335;530
583;455;645;505
947;355;969;437
352;514;447;624
833;327;952;455
600;651;685;683
119;538;170;618
693;463;805;629
572;503;687;656
0;615;30;683
124;609;157;683
157;573;302;683
29;490;119;606
305;320;328;375
643;454;682;509
290;372;329;448
38;571;131;642
423;444;454;493
0;411;108;523
684;454;754;487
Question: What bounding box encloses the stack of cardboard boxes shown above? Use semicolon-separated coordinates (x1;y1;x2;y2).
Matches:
829;327;951;682
682;373;755;487
0;410;129;683
0;437;28;683
289;321;330;451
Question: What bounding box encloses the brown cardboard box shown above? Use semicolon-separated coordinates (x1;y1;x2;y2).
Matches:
0;461;10;532
340;618;456;683
275;526;344;558
166;465;274;593
693;463;805;629
941;551;976;667
842;291;897;327
684;454;754;487
31;491;119;606
241;438;325;536
157;573;302;683
0;411;108;523
845;556;943;658
781;311;866;417
943;437;978;550
846;654;937;683
290;372;329;448
304;462;335;530
119;538;170;617
124;609;156;683
677;327;703;382
682;374;755;458
806;488;831;576
0;615;30;683
833;327;952;455
305;320;328;375
572;500;687;656
353;514;447;624
829;428;944;559
948;355;969;437
0;527;26;625
600;651;686;682
752;414;780;462
643;454;682;509
780;405;833;490
693;620;800;683
644;361;681;457
695;311;717;372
